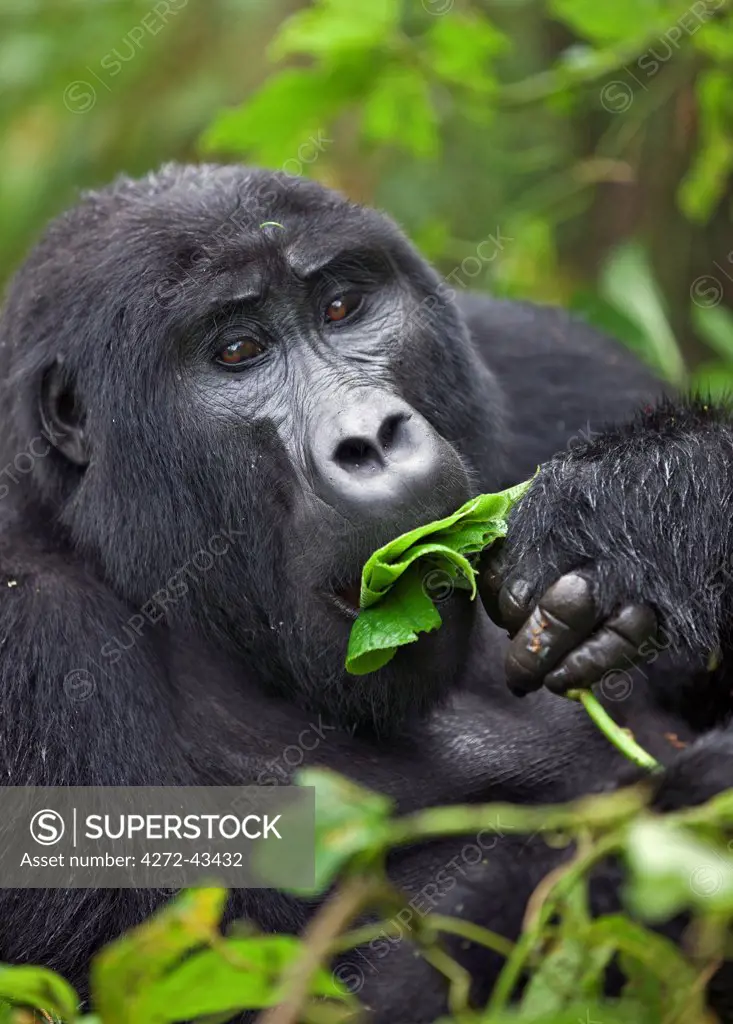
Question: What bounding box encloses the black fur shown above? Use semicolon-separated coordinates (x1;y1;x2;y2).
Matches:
0;163;730;1021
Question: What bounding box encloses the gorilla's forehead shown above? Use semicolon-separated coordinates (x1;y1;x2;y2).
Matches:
93;164;402;280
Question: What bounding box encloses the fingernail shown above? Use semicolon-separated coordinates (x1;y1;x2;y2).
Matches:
509;580;533;607
545;667;569;694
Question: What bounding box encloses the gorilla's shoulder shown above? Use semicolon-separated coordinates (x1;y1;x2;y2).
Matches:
454;292;667;472
455;292;656;376
0;533;128;627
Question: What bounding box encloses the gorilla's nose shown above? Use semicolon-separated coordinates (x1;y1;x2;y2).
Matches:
310;394;466;517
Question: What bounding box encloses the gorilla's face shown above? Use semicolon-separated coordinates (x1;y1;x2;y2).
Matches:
2;165;506;731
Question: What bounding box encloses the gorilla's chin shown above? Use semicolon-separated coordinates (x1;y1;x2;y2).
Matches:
273;589;477;735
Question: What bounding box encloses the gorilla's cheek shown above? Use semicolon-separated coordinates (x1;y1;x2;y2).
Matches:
291;585;476;700
392;589;476;682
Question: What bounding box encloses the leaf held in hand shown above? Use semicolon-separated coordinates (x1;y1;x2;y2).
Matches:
345;478;533;674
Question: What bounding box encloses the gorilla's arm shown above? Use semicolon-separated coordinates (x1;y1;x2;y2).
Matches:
0;541;190;975
481;398;733;721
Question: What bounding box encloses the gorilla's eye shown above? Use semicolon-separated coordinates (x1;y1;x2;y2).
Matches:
324;292;362;323
215;338;265;368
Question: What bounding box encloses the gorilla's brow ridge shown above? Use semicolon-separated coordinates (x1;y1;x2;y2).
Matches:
286;242;394;282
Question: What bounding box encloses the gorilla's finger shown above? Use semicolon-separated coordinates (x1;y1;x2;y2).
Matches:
497;577;538;637
479;545;544;636
477;540;509;626
504;573;601;695
543;604;658;694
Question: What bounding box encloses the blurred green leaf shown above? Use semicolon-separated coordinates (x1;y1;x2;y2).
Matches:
91;888;227;1024
692;301;733;362
600;243;686;384
362;65;439;158
434;1006;639;1023
270;0;397;61
626;818;733;920
588;915;702;1019
618;946;665;1023
295;768;393;894
680;69;733;223
548;0;668;44
692;9;733;61
520;936;613;1014
423;13;507;94
200;68;344;164
0;965;79;1021
520;880;611;1014
134;935;347;1019
691;361;733;400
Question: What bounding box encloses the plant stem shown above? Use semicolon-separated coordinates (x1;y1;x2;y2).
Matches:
427;914;514;960
567;689;660;771
387;784;649;850
486;831;622;1014
258;876;374;1024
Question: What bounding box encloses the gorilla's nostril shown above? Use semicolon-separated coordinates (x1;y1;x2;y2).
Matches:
334;437;383;472
378;413;408;453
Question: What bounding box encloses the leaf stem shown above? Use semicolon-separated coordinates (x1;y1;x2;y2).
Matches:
486;831;622;1014
258;876;374;1024
567;689;660;771
427;914;514;960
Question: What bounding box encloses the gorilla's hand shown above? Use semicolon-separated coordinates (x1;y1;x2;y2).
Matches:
480;545;656;696
478;400;733;697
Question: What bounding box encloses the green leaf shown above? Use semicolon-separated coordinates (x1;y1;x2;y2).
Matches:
618;948;665;1023
548;0;668;44
295;768;394;894
270;0;397;62
520;880;611;1014
691;361;733;400
133;935;347;1019
692;9;733;62
680;69;733;223
200;69;342;164
91;888;228;1024
345;479;534;675
433;1006;635;1024
587;915;702;1019
625;817;733;920
600;243;686;385
520;936;610;1014
692;301;733;362
422;13;506;94
0;965;79;1021
362;65;439;158
345;564;443;674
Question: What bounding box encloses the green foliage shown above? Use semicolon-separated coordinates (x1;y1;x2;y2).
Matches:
7;766;733;1022
680;67;733;224
548;0;669;45
6;0;733;385
5;2;733;1020
0;965;79;1021
201;0;507;166
345;479;533;675
599;243;686;384
296;768;394;893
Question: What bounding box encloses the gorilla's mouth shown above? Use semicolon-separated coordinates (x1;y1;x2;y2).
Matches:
330;581;362;619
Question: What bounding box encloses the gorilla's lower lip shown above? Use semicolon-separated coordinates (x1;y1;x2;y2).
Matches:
327;582;361;620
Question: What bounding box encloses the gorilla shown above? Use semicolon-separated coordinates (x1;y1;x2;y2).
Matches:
0;162;731;1021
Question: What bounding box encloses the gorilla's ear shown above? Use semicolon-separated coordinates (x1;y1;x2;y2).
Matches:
40;362;89;467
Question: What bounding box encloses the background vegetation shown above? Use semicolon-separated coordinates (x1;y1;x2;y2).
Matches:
3;0;733;388
4;0;733;1021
